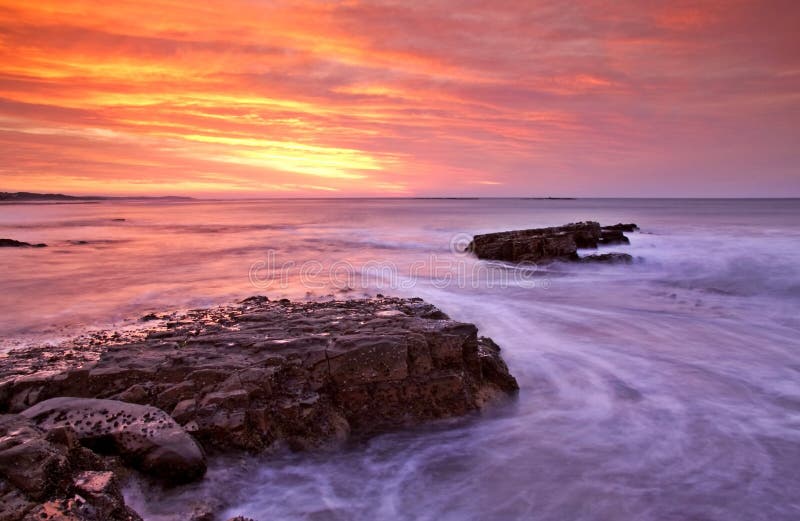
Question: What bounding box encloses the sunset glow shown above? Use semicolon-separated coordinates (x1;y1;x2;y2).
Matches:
1;0;798;197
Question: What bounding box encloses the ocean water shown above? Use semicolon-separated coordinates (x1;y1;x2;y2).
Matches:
2;198;800;520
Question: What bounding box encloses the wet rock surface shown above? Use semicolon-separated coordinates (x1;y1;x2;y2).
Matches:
468;221;638;264
0;296;517;520
0;414;142;521
581;252;634;264
21;398;206;485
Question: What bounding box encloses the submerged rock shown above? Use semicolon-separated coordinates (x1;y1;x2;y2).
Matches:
0;297;517;475
468;221;638;264
21;398;206;485
0;238;47;248
580;253;634;264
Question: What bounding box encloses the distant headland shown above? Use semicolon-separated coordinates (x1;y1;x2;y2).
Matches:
0;191;194;202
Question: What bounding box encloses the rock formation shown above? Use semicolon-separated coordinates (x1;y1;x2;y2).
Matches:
602;223;639;232
21;398;206;484
468;221;638;264
0;296;518;520
0;414;143;521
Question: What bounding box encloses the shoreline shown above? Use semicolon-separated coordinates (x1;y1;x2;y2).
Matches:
0;295;518;520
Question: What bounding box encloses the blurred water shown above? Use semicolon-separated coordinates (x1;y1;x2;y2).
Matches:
2;198;800;520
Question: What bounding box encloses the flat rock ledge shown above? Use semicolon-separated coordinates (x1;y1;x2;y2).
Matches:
468;221;638;264
0;296;517;519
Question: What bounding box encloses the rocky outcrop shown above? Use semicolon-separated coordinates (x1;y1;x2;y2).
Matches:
21;398;206;485
0;239;46;248
0;414;142;521
0;297;519;521
598;229;629;246
1;296;517;462
468;221;638;264
602;223;639;232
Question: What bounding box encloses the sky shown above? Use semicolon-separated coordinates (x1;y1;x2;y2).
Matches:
0;0;798;197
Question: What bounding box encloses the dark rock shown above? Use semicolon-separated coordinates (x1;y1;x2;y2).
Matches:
20;398;206;485
111;219;126;222
581;253;634;264
0;415;70;502
0;414;143;521
2;297;518;460
72;471;128;516
468;222;599;263
598;229;630;246
469;221;638;264
139;313;159;322
0;239;47;248
238;296;269;305
602;223;639;232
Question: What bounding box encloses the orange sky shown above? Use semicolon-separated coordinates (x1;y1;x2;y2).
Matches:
0;0;798;197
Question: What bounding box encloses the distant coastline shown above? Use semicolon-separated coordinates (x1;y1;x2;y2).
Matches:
0;191;194;202
409;196;576;200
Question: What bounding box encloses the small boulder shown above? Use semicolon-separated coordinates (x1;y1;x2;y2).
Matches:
21;398;206;485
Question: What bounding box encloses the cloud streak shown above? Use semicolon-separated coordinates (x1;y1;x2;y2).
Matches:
0;0;798;196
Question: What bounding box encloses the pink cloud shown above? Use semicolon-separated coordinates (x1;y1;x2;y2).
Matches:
0;0;797;196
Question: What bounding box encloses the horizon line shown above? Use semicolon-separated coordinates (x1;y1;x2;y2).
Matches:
3;191;800;201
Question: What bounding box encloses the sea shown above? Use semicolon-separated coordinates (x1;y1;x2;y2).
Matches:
2;198;799;520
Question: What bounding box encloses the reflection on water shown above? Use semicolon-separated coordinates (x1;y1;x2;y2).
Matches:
2;198;800;520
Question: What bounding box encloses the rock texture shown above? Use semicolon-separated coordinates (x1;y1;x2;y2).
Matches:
1;296;518;519
603;223;639;232
581;253;634;264
0;239;46;248
0;296;517;520
468;221;638;264
0;414;142;521
21;398;206;485
1;296;517;457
